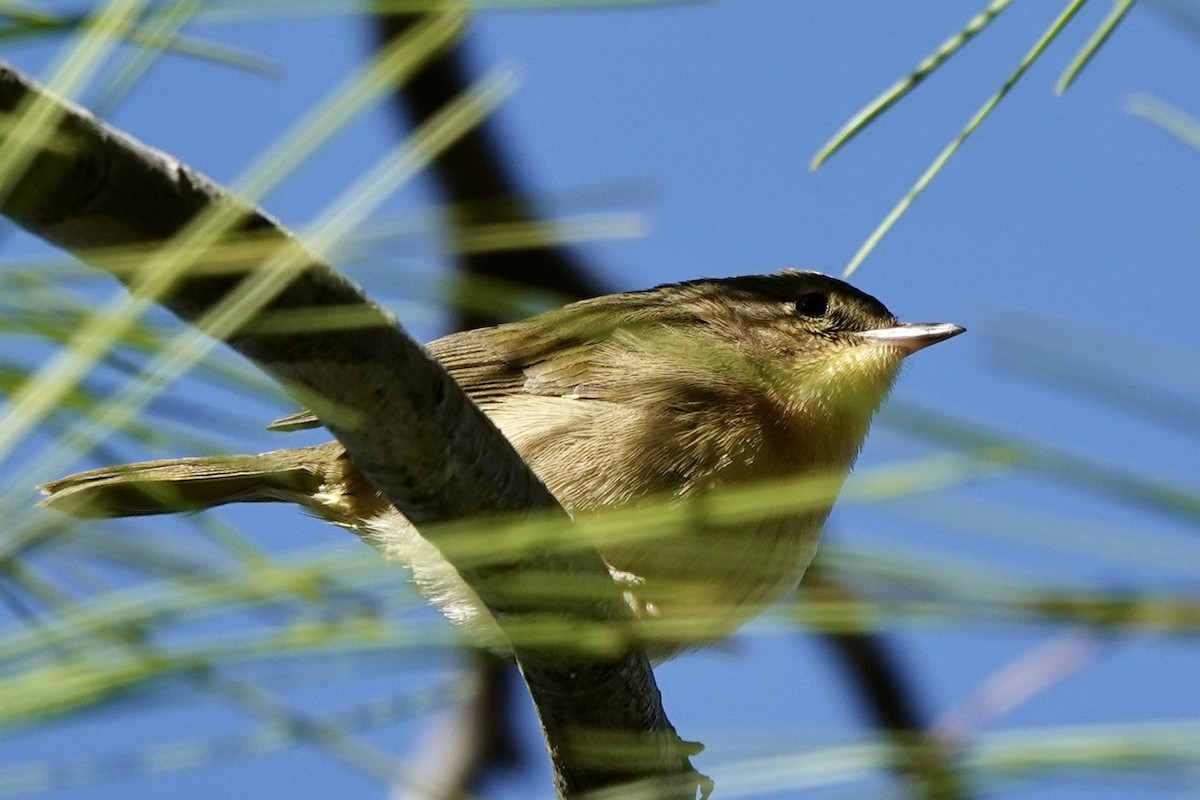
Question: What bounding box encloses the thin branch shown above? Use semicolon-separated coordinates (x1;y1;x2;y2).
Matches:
372;6;608;333
803;566;967;799
370;10;607;798
393;649;522;800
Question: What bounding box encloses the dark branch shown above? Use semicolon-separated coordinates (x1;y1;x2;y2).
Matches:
370;11;613;799
803;566;967;799
373;10;607;332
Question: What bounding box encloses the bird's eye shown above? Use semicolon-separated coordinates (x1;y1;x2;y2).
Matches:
792;292;829;318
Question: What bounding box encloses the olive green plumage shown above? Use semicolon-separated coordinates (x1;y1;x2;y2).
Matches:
42;270;962;653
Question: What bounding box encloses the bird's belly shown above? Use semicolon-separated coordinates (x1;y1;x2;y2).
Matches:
358;502;829;656
600;508;830;650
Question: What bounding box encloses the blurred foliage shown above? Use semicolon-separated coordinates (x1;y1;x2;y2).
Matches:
0;1;1198;798
812;0;1138;276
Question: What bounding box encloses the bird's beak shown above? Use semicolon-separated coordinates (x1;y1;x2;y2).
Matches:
859;322;965;355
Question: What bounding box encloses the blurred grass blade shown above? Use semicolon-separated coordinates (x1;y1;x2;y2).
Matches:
884;400;1200;525
199;677;412;787
0;65;519;553
983;309;1200;395
935;630;1101;743
0;8;466;510
92;0;277;117
0;685;459;796
843;0;1088;277
0;548;402;668
0;267;290;422
193;0;708;24
969;721;1200;780
810;0;1015;170
451;213;648;254
1147;0;1200;43
894;494;1200;578
1126;93;1200;152
1055;0;1135;95
815;542;1200;632
985;311;1200;437
0;0;147;190
0;7;64;39
0;5;275;80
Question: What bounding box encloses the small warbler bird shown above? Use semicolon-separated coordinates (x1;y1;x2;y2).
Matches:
41;270;962;653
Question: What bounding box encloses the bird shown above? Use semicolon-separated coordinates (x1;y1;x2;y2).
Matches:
41;270;962;654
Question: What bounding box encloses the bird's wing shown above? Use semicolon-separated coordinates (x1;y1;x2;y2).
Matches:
266;306;631;432
430;324;615;407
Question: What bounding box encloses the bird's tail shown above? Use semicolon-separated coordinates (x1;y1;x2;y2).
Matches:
40;442;344;519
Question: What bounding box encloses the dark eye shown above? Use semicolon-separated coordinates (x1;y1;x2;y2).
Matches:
792;292;829;318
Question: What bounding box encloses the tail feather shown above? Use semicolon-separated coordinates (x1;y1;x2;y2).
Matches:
40;444;340;519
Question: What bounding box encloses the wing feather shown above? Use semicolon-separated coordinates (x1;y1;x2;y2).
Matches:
268;300;639;431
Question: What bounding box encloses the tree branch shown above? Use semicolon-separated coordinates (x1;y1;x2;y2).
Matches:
369;9;614;796
0;60;697;798
370;11;609;798
804;566;967;799
372;10;608;333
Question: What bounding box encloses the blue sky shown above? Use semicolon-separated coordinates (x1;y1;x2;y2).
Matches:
3;2;1200;798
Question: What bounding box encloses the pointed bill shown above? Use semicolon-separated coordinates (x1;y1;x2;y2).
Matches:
859;322;965;355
